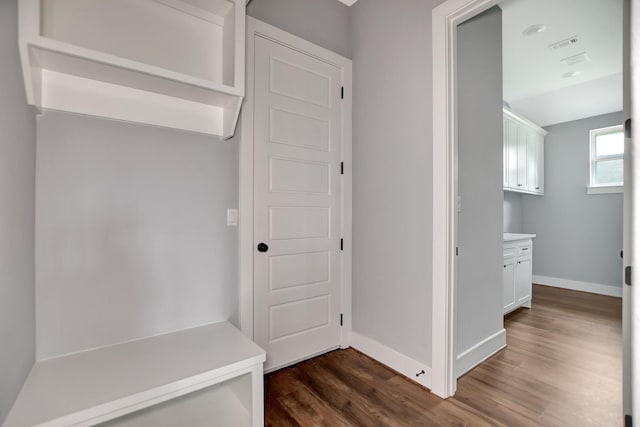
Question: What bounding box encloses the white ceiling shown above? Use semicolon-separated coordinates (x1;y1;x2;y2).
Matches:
501;0;623;126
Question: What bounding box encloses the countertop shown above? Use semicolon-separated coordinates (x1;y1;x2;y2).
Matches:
504;233;536;242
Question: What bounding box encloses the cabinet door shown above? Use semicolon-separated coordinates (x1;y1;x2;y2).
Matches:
516;126;528;190
526;129;538;193
506;118;519;190
503;117;509;187
503;258;516;313
515;258;532;304
527;132;544;194
535;133;544;194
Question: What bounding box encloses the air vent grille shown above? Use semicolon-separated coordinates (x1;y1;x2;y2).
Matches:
561;52;591;66
549;35;579;50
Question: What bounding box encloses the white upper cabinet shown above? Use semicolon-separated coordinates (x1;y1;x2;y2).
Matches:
18;0;245;139
503;106;547;195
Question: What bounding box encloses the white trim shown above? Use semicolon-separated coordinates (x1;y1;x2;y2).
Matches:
503;105;548;136
587;185;624;194
431;0;500;399
238;16;256;339
152;0;226;26
456;329;506;378
239;18;353;349
340;62;353;348
533;275;623;298
350;332;431;389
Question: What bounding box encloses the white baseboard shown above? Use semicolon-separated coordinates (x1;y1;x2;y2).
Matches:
350;331;431;389
456;329;506;378
533;275;623;298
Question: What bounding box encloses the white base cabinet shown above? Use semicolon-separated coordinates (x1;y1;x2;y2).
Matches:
503;234;535;314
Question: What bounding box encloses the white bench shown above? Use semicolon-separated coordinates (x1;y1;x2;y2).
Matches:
4;322;265;427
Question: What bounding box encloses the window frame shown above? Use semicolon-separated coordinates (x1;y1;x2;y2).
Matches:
588;124;624;194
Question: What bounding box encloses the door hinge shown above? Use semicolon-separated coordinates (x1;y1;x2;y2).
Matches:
341;86;344;99
625;414;632;427
340;238;344;251
625;266;632;286
456;247;459;256
625;118;632;138
341;162;344;175
340;313;344;326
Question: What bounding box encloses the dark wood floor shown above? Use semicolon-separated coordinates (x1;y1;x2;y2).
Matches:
265;285;622;426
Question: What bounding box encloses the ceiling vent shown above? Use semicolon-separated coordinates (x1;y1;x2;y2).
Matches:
561;52;591;66
548;35;579;50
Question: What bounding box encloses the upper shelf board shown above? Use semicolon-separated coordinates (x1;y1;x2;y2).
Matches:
19;0;245;139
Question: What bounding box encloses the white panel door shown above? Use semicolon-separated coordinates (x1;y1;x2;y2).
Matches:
253;35;343;371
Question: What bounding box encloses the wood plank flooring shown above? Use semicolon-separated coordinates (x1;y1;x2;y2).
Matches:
265;284;622;426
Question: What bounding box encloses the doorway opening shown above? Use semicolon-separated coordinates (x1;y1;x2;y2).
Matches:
431;0;628;412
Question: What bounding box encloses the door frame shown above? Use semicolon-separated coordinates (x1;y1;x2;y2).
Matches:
625;0;636;419
239;17;353;350
431;0;502;398
432;0;634;403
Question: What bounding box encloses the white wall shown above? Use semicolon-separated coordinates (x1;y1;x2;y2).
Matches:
456;7;504;359
247;0;351;58
36;113;239;359
0;0;36;422
521;111;624;289
349;0;445;366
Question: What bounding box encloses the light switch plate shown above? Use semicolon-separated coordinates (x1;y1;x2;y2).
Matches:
227;209;238;226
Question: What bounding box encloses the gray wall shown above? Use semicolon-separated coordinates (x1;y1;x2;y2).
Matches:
247;0;351;58
350;0;445;365
0;0;36;422
503;191;523;233
36;113;239;359
33;0;350;361
521;111;624;288
456;8;504;355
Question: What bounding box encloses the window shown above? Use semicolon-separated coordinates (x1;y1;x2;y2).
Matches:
589;125;624;194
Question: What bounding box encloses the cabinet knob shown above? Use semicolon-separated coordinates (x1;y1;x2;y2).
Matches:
535;187;540;190
257;243;269;253
518;184;523;187
504;265;507;268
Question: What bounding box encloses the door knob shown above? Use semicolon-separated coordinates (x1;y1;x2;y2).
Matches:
257;243;269;253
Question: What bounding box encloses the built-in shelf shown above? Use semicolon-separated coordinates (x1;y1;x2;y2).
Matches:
18;0;245;139
3;322;266;427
